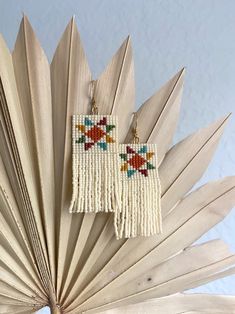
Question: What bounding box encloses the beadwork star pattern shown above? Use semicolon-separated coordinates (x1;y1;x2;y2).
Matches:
76;117;116;151
120;145;155;178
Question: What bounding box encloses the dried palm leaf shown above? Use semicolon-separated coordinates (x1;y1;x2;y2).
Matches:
0;16;234;314
99;294;235;314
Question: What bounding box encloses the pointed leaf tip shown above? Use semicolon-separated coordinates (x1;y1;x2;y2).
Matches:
18;13;37;40
181;67;186;75
215;113;231;129
64;15;78;36
121;35;132;51
22;14;31;27
70;15;76;26
177;67;186;80
126;35;131;47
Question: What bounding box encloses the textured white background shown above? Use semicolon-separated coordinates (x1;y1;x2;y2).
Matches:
0;0;234;312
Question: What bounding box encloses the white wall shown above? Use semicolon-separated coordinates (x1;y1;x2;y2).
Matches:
0;0;234;312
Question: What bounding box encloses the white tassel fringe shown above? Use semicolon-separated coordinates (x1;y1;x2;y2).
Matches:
70;152;120;213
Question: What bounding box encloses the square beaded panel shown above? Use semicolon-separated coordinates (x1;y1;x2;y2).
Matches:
119;143;158;180
73;115;118;154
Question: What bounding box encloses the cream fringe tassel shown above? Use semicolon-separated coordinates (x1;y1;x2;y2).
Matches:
69;152;120;213
115;176;162;239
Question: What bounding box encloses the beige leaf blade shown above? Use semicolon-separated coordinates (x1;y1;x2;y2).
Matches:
183;266;235;293
96;294;235;314
159;114;230;217
0;36;34;260
125;68;185;164
12;16;56;287
0;279;45;306
0;207;46;299
0;159;43;291
59;214;95;302
95;36;135;142
0;186;47;300
0;294;35;306
94;240;232;304
0;239;45;299
67;176;235;312
62;218;124;308
81;254;235;313
0;305;42;314
0;262;45;303
61;215;120;305
0;26;52;298
50;17;92;299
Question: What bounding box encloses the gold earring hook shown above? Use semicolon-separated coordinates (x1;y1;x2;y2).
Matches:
90;80;98;114
132;112;140;144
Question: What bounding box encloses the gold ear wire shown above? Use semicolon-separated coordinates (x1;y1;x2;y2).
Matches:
132;112;140;144
90;80;98;114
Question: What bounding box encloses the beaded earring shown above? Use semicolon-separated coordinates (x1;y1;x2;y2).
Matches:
115;113;162;238
69;81;120;213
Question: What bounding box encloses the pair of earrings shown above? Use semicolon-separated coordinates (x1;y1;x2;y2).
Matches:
69;81;162;239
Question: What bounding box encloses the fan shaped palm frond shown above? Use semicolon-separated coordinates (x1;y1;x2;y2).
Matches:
0;16;234;314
